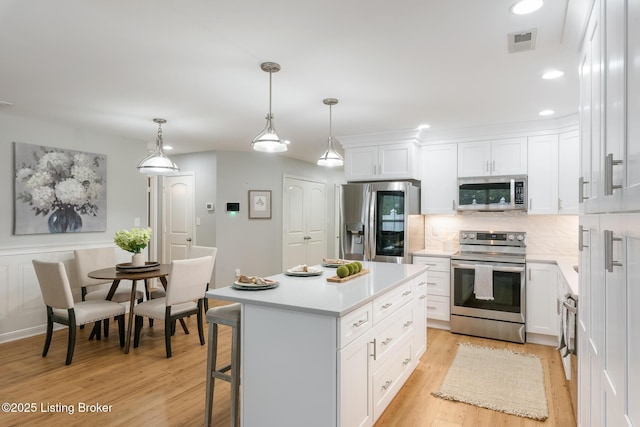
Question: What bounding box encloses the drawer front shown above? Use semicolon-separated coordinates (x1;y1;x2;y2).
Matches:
372;335;414;421
426;295;450;321
413;256;450;272
339;302;373;348
373;282;413;324
371;305;414;365
412;272;428;298
425;270;450;297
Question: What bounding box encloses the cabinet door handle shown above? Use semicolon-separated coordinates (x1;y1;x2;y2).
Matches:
402;290;412;297
486;161;489;172
492;160;496;172
529;198;533;210
427;282;437;286
381;302;393;310
381;380;393;391
419;294;427;300
403;358;412;366
418;281;426;286
427;305;437;309
452;199;456;210
604;153;623;195
528;268;531;281
579;225;589;252
370;339;377;360
579;177;590;202
604;230;623;272
403;320;413;328
382;337;393;346
353;319;366;328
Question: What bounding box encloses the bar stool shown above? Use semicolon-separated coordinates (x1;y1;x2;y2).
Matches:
205;303;241;427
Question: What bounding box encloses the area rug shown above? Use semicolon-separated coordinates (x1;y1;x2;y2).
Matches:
432;343;549;421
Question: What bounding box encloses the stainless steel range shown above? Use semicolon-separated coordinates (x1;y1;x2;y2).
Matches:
450;230;527;343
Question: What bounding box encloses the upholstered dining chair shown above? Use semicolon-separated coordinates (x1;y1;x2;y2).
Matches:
133;256;212;358
149;246;217;310
74;247;145;337
32;260;126;365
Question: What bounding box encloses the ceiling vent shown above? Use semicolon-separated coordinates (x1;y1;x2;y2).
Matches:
508;28;537;53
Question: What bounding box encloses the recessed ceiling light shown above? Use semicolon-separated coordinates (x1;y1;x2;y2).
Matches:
539;109;555;116
164;145;173;150
511;0;543;15
417;124;430;130
542;70;564;79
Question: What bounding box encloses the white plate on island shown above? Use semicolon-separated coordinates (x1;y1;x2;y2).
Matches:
232;279;279;291
284;266;323;277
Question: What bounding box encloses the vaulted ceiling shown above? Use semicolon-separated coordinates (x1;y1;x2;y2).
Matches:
0;0;582;164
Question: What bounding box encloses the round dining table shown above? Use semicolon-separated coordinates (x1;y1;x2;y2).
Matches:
88;264;171;354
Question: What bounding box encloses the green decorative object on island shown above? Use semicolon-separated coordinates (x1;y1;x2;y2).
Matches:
336;265;349;278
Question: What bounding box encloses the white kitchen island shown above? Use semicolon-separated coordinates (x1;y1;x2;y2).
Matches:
206;261;428;427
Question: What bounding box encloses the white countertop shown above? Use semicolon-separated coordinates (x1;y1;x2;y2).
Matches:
206;261;428;317
412;249;457;258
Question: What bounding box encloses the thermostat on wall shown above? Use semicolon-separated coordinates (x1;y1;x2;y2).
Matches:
226;202;240;212
206;202;214;211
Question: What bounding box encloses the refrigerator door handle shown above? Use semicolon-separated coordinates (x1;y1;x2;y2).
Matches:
367;189;376;261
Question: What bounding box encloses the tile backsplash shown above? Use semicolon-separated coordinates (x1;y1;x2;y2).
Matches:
424;213;579;256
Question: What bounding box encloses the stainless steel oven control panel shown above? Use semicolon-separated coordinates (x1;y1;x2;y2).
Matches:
459;230;526;247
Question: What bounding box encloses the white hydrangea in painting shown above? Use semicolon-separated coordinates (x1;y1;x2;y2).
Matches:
14;142;107;234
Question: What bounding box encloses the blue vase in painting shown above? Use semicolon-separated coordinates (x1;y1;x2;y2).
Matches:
48;206;82;233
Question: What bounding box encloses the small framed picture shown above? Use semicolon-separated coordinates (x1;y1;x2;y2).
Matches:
248;190;271;219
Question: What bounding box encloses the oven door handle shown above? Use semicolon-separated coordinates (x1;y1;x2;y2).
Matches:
451;262;525;273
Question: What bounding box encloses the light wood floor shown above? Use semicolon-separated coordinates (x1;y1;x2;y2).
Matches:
0;300;576;427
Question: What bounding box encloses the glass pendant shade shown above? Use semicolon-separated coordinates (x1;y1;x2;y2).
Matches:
317;137;343;167
137;118;180;175
252;62;288;153
317;98;343;167
251;114;289;152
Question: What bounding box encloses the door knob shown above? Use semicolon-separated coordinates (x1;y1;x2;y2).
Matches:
186;237;192;242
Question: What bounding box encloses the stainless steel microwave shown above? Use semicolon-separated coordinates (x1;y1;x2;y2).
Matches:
457;175;527;212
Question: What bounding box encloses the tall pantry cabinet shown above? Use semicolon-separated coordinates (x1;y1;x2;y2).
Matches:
578;1;640;426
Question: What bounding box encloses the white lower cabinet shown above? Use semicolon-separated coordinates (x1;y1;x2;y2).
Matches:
338;272;427;426
526;262;559;340
412;255;451;327
339;332;373;427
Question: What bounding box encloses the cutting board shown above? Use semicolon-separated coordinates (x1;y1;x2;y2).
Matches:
326;269;369;283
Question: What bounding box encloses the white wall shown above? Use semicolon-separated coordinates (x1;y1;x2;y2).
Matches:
424;213;579;256
215;151;345;286
0;113;149;342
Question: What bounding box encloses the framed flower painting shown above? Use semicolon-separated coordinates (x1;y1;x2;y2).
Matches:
13;142;107;234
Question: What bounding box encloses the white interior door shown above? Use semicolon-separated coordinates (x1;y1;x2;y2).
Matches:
162;173;195;263
282;176;326;269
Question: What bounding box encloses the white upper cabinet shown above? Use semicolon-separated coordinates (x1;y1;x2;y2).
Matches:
344;142;418;182
528;135;559;214
579;0;640;214
419;144;457;214
457;137;527;177
558;130;579;214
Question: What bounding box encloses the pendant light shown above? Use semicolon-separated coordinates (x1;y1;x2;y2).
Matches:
137;118;180;175
317;98;343;167
251;62;289;153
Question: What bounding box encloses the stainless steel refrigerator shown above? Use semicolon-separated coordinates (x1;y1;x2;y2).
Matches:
339;181;424;263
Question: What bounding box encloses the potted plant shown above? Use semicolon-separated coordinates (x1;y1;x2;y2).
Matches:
114;227;152;266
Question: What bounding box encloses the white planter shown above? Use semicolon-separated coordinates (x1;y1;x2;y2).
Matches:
131;253;145;267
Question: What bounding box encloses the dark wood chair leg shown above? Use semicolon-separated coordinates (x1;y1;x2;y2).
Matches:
164;315;173;358
93;320;102;340
103;318;109;337
42;308;54;357
66;309;77;365
118;315;125;348
197;300;205;345
133;315;143;348
179;318;190;334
